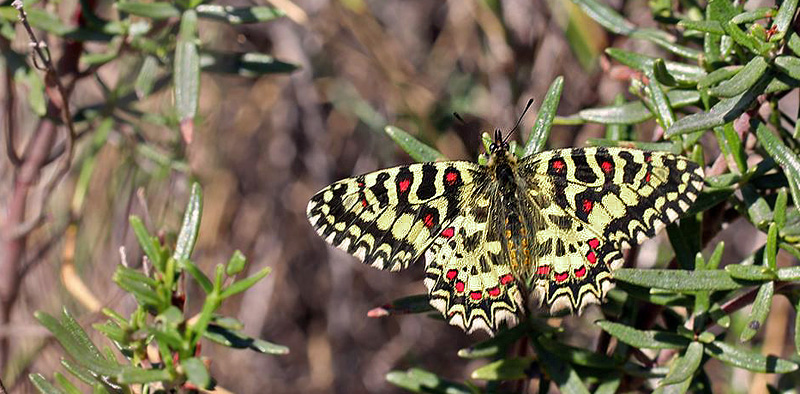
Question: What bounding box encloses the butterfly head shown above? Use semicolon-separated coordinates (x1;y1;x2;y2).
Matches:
489;129;510;154
485;128;518;167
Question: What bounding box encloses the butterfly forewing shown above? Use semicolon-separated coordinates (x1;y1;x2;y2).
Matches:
307;161;481;271
307;145;704;335
519;147;704;314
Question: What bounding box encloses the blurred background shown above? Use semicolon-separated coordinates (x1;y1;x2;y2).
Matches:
0;0;774;393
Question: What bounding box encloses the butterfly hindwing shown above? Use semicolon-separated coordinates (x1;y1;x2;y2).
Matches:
519;147;704;313
423;187;525;334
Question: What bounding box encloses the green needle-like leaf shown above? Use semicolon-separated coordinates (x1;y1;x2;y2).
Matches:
705;340;797;373
775;189;788;228
35;311;121;376
678;19;724;34
29;374;65;394
524;76;563;156
174;182;203;262
725;264;776;281
770;0;798;41
386;368;473;394
605;48;706;83
384;125;445;162
180;260;213;293
596;320;690;349
129;216;163;272
175;10;200;122
219;267;271;299
774;56;800;80
723;21;772;55
714;123;746;173
226;250;247;276
757;122;800;207
54;372;82;394
662;341;704;385
576;90;699;125
731;7;774;24
200;52;300;75
666;75;769;137
116;1;180;19
134;55;159;99
458;324;528;359
647;61;675;129
708;56;769;98
707;242;725;270
570;0;636;35
374;294;433;316
614;268;746;291
795;296;800;355
698;66;741;90
204;324;289;355
195;4;285;24
182;358;210;389
765;223;779;270
60;359;97;386
470;357;533;380
117;367;173;384
739;281;774;342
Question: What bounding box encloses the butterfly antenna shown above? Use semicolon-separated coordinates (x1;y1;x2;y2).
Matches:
503;98;534;144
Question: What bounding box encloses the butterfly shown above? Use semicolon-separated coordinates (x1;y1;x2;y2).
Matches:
306;130;703;334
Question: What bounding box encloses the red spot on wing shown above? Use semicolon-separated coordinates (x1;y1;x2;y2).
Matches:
645;172;651;183
446;269;458;281
441;227;455;238
554;272;569;283
455;281;465;292
398;179;411;193
488;287;500;297
361;198;368;207
586;251;597;264
582;199;593;213
574;266;586;278
445;171;459;185
423;214;435;228
500;274;514;285
601;161;613;173
552;160;566;172
588;238;600;249
537;266;550;277
470;291;482;300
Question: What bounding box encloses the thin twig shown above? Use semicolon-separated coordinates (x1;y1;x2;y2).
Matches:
2;37;21;166
9;0;77;238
